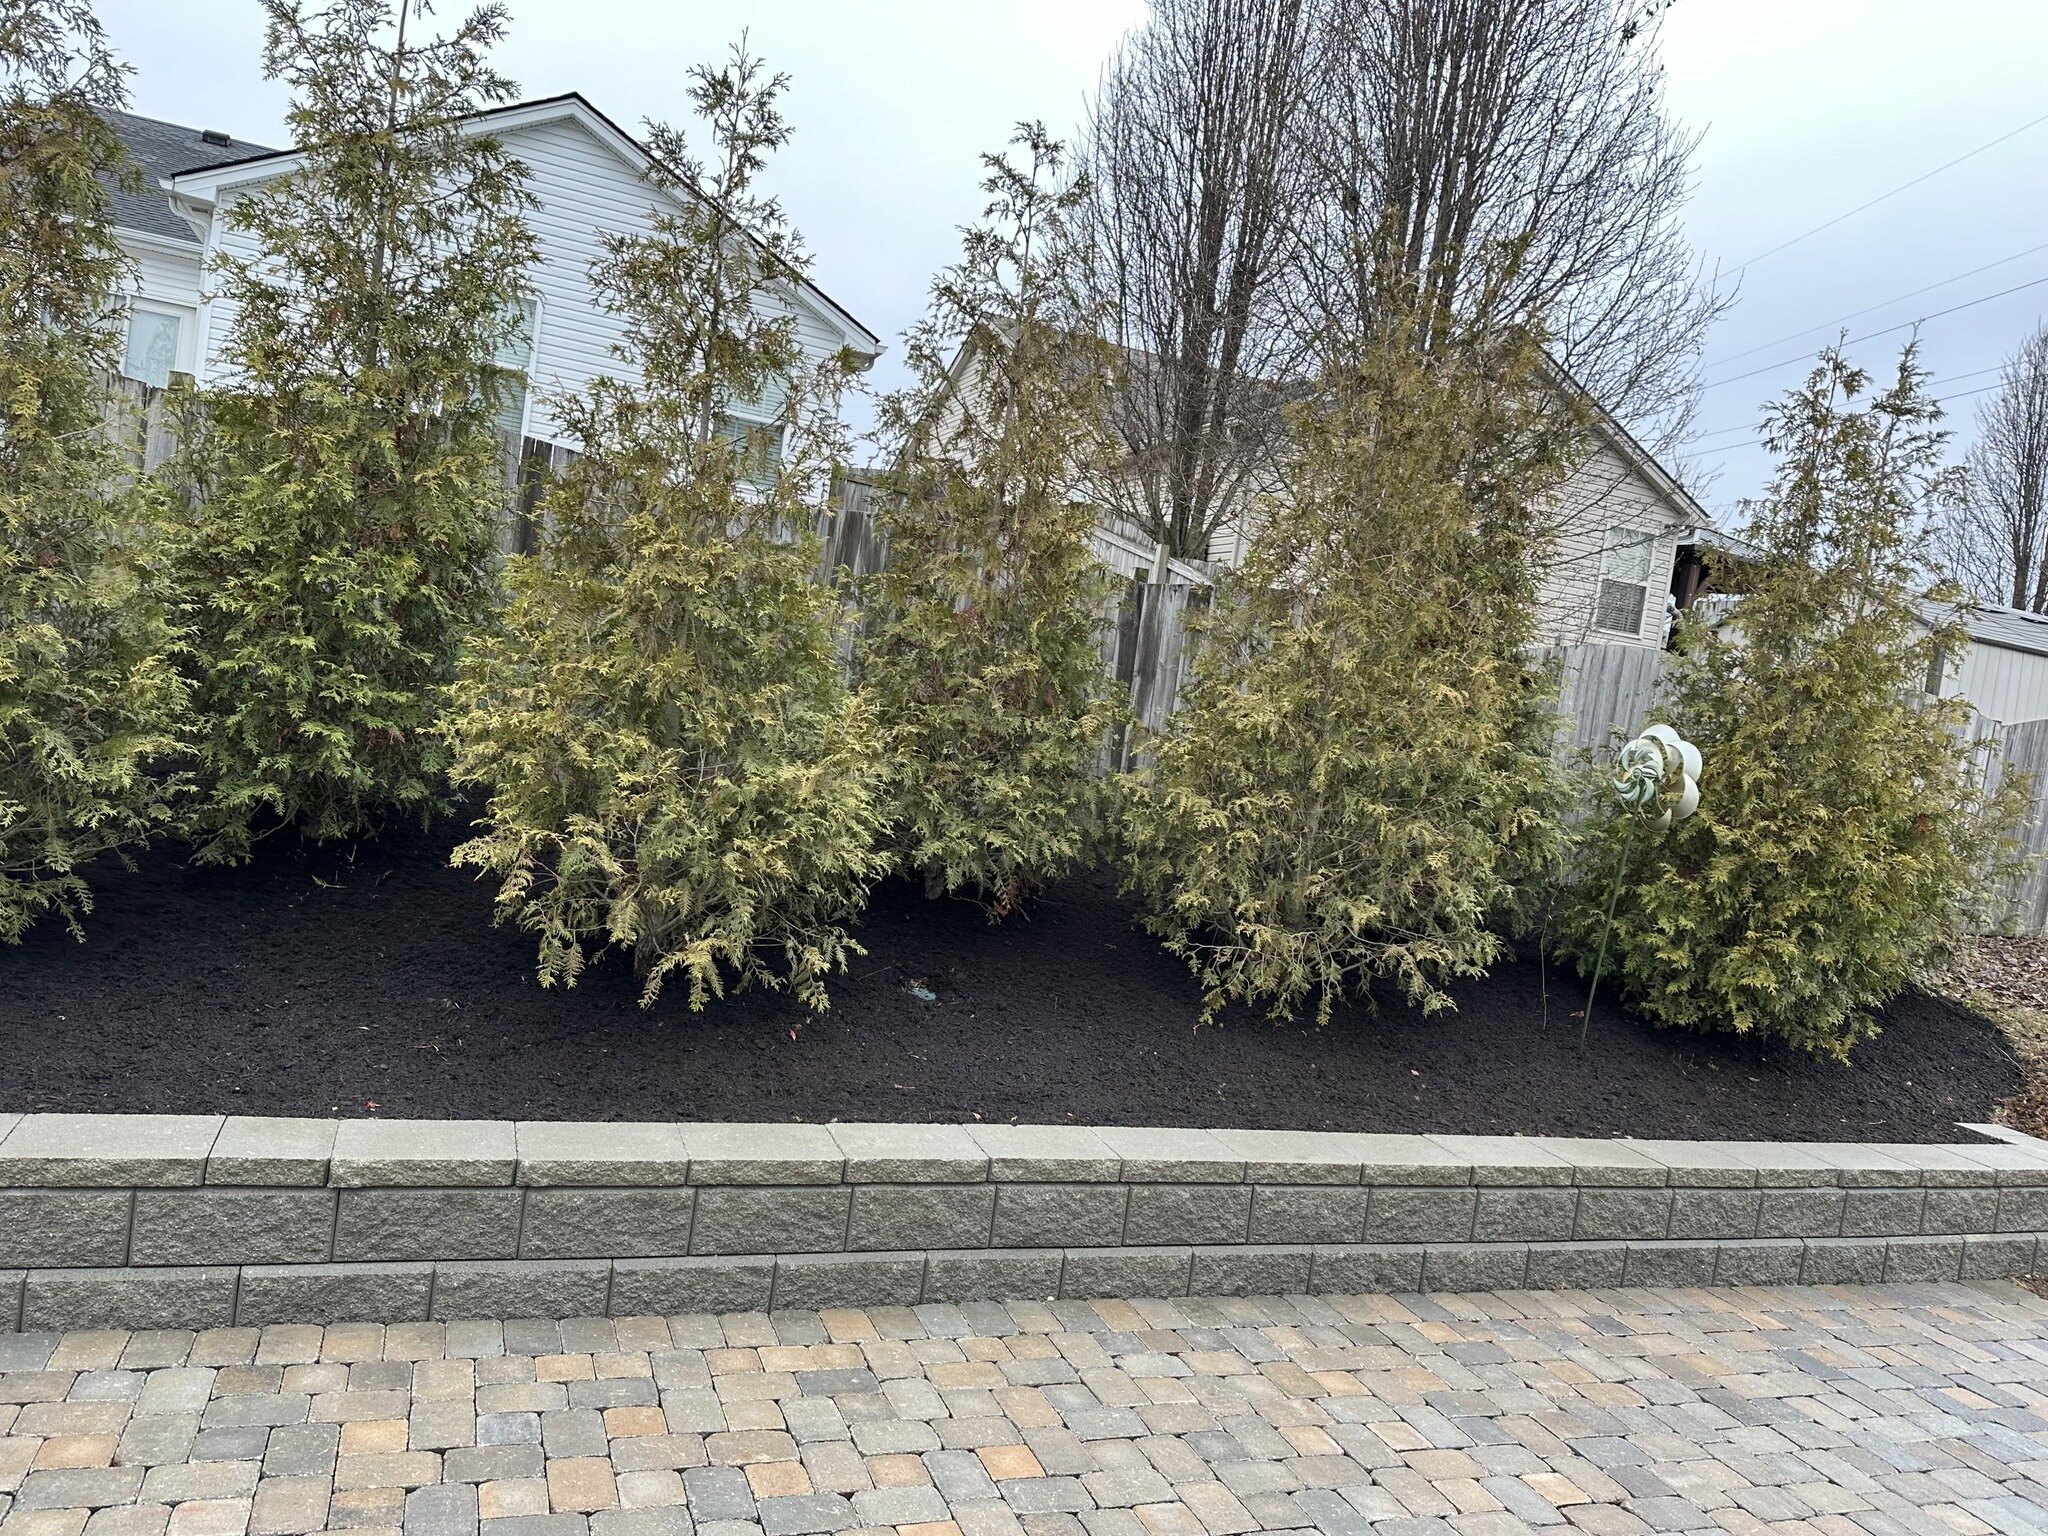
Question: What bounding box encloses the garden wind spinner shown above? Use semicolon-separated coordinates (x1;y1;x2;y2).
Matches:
1582;722;1703;1044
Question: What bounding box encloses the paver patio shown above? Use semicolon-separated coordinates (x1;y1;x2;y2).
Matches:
2;1282;2047;1536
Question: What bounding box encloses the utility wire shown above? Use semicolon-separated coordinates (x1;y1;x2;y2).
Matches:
1690;362;2016;445
1699;273;2048;392
1724;109;2048;277
1687;379;2011;460
1709;240;2048;370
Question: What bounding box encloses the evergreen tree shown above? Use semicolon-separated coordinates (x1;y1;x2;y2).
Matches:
863;126;1120;915
1124;295;1578;1023
173;0;536;862
1555;347;2022;1059
445;46;885;1012
0;0;185;940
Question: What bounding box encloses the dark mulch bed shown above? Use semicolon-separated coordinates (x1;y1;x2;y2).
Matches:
0;817;2018;1139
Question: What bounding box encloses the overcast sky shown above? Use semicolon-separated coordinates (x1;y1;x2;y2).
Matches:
98;0;2048;522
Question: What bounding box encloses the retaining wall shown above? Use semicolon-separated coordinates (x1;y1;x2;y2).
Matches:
1;1114;2045;1331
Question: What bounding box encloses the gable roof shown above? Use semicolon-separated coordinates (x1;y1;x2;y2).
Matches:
154;92;880;358
101;109;278;243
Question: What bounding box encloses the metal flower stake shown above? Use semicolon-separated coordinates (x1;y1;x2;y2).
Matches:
1581;723;1702;1046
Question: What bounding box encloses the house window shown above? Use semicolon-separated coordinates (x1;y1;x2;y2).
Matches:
490;296;539;443
121;305;190;389
1595;527;1655;636
716;374;789;489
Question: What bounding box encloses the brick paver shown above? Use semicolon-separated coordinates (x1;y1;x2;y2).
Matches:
4;1282;2048;1536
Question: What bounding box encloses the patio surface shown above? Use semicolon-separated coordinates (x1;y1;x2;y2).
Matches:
3;1282;2048;1536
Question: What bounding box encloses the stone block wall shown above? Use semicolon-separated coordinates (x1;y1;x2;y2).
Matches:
0;1114;2044;1330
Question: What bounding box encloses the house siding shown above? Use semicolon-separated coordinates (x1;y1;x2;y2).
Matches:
1533;436;1687;648
115;234;205;313
191;112;856;442
1945;643;2048;725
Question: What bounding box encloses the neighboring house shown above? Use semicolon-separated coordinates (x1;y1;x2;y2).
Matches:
929;328;1703;650
102;94;880;471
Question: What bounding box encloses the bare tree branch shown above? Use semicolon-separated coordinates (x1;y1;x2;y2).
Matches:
1932;324;2048;610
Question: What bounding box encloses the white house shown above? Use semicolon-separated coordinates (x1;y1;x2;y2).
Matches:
103;94;880;466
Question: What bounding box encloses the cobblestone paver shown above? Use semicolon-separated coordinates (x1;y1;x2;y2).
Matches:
4;1282;2048;1536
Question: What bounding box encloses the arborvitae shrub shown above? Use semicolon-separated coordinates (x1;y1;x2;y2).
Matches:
445;46;885;1011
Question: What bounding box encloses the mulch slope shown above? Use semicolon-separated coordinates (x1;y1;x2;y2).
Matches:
0;817;2019;1139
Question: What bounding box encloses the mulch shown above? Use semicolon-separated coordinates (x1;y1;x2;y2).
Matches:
0;816;2020;1140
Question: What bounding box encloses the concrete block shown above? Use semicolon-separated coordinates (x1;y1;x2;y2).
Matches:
1797;1143;1921;1188
1538;1139;1668;1187
1347;1135;1471;1187
990;1185;1128;1248
1572;1188;1671;1241
1800;1239;1887;1285
846;1186;994;1251
1617;1140;1771;1187
130;1190;335;1266
1996;1187;2048;1232
1123;1185;1252;1245
0;1268;20;1331
1954;1144;2048;1185
1710;1240;1805;1287
1839;1189;1926;1238
514;1124;687;1187
23;1265;237;1330
1921;1188;2000;1235
1308;1245;1424;1294
1247;1186;1367;1245
1421;1244;1529;1293
333;1189;523;1262
920;1249;1063;1304
521;1190;695;1259
1882;1237;1963;1283
0;1114;221;1186
1059;1247;1193;1299
608;1256;773;1316
1522;1243;1626;1290
1426;1137;1573;1187
1960;1233;2038;1280
1190;1246;1311;1297
0;1112;18;1147
207;1118;337;1186
1471;1189;1577;1243
1755;1188;1844;1240
829;1125;987;1183
235;1262;434;1325
1364;1188;1476;1244
432;1260;612;1321
327;1120;516;1187
1864;1144;2004;1187
1094;1128;1243;1183
771;1253;926;1310
964;1125;1120;1183
1211;1131;1367;1185
1666;1189;1760;1240
682;1124;843;1186
1621;1242;1718;1288
690;1187;849;1256
0;1190;133;1268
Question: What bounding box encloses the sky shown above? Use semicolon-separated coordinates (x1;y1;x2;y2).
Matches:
96;0;2048;522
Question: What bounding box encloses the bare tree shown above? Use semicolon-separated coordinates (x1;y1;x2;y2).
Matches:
1076;0;1316;564
1305;0;1725;457
1933;324;2048;611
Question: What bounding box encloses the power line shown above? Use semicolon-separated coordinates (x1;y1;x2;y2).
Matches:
1724;109;2048;277
1690;362;2016;445
1686;379;2011;460
1708;240;2048;370
1699;273;2048;392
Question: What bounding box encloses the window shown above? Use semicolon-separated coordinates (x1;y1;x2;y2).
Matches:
490;296;539;442
716;375;790;489
121;306;187;389
1595;527;1654;636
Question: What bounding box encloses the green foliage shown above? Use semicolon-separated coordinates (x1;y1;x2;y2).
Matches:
863;126;1121;914
1123;298;1578;1023
171;0;536;862
1555;347;2023;1059
445;45;886;1012
0;0;185;940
